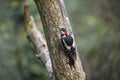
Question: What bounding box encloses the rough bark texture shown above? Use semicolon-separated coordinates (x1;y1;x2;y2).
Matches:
34;0;85;80
24;4;53;79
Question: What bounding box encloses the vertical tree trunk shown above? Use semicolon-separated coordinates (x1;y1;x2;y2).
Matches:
34;0;85;80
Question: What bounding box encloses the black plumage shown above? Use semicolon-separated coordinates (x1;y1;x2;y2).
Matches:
61;34;73;51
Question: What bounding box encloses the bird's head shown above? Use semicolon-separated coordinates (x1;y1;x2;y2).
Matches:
60;28;68;36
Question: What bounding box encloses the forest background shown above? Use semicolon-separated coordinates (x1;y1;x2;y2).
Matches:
0;0;120;80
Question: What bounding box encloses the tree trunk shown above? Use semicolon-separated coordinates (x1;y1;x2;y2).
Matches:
34;0;85;80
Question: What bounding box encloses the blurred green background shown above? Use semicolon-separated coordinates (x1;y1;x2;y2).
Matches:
0;0;120;80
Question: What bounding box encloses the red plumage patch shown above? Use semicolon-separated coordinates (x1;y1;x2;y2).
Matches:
64;32;68;35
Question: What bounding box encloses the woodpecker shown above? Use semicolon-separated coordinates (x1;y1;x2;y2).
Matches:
60;28;76;68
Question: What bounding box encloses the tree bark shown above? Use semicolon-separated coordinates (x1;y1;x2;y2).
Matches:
34;0;85;80
24;4;53;79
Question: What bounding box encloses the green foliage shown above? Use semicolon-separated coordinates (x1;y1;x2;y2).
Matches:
0;0;49;80
64;0;120;80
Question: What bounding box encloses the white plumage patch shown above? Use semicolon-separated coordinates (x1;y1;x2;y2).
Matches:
63;39;71;50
